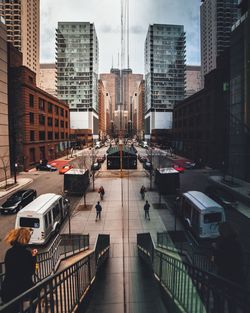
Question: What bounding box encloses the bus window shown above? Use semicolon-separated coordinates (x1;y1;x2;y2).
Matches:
44;215;48;229
20;217;40;228
48;211;52;225
204;213;222;224
183;198;192;219
52;204;60;219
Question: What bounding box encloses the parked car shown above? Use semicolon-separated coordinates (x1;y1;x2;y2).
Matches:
143;161;153;171
97;155;106;163
183;161;203;169
0;189;37;214
173;164;185;173
138;154;148;163
205;186;237;209
91;162;101;171
59;164;73;174
36;164;57;171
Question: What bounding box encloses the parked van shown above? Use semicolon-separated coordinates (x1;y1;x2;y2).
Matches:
177;191;226;239
15;193;70;245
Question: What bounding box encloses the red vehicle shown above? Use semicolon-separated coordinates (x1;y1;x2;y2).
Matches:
173;164;185;173
59;164;73;174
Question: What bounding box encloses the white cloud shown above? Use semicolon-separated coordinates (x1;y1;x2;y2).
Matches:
40;0;201;73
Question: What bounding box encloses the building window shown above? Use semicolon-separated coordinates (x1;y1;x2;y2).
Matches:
39;131;45;141
29;94;34;107
28;76;33;83
55;106;59;115
48;102;53;113
48;132;53;140
55;132;59;139
66;121;68;128
47;117;53;126
30;130;35;142
61;132;65;139
29;148;35;163
60;108;64;117
65;111;68;118
55;119;59;127
39;114;45;125
39;98;45;111
60;120;64;128
30;112;34;124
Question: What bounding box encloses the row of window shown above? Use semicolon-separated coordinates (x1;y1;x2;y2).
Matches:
30;130;68;142
28;113;68;128
29;94;68;117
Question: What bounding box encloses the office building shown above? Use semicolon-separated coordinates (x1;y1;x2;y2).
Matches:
185;65;202;98
39;63;56;97
0;19;10;182
0;0;40;77
144;24;186;140
228;0;250;181
200;0;239;83
56;22;99;138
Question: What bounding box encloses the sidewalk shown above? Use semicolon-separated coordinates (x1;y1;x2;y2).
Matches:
0;177;33;198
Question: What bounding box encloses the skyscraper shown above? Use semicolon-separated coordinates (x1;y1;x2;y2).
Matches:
0;0;40;76
200;0;239;83
144;24;186;139
56;22;99;137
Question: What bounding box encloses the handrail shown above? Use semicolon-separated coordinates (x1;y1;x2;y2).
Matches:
138;232;249;313
0;234;110;313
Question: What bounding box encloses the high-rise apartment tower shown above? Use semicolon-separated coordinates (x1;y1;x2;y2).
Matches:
56;22;99;137
200;0;239;83
144;24;186;138
0;0;40;76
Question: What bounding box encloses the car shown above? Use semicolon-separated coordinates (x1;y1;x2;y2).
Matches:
59;164;73;174
138;154;148;163
205;186;237;209
0;189;37;214
143;161;153;171
97;155;106;163
36;164;57;171
173;164;185;173
91;162;101;171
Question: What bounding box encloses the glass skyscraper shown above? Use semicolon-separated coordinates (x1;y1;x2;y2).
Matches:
56;22;99;133
144;24;186;136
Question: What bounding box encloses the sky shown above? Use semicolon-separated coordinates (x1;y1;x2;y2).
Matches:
40;0;201;74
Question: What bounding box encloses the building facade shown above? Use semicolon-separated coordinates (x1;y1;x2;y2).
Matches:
39;63;56;97
228;0;250;181
200;0;239;83
144;24;186;140
0;0;40;77
185;65;202;98
0;20;10;182
56;22;99;138
137;80;145;140
8;45;70;171
98;80;106;140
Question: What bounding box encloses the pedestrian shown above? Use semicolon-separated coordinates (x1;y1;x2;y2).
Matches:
1;228;38;312
140;185;146;200
95;201;102;221
212;222;244;285
144;200;150;220
98;186;105;200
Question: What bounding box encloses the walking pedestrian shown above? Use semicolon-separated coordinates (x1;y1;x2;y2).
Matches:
98;186;105;200
140;185;146;200
95;201;102;221
1;228;38;312
144;200;150;220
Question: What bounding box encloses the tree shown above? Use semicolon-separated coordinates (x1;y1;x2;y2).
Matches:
0;155;11;189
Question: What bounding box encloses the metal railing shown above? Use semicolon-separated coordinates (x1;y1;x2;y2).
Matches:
138;232;250;313
0;234;110;313
0;234;89;291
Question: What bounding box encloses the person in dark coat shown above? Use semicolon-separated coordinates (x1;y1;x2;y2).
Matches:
1;228;38;311
144;200;150;220
213;222;244;285
95;201;102;221
98;186;105;200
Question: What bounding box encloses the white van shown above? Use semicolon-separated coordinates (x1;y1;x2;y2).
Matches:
15;193;69;245
95;141;102;149
177;191;226;239
141;141;148;149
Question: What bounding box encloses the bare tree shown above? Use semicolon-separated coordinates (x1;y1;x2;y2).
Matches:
0;155;10;189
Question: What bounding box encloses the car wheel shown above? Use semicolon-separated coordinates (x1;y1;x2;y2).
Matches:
33;196;36;200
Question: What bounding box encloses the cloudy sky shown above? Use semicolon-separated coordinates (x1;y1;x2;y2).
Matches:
40;0;201;74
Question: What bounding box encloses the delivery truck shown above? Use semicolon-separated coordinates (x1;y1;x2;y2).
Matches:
64;168;90;195
155;167;180;195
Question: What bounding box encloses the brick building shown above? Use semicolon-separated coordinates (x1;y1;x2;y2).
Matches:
8;44;70;170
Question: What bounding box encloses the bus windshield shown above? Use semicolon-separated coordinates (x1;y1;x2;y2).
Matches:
204;213;222;224
20;217;40;228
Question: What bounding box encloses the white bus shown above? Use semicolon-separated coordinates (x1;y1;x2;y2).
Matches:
177;191;226;239
15;193;69;245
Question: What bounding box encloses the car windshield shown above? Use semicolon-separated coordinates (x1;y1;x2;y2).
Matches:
10;194;22;201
